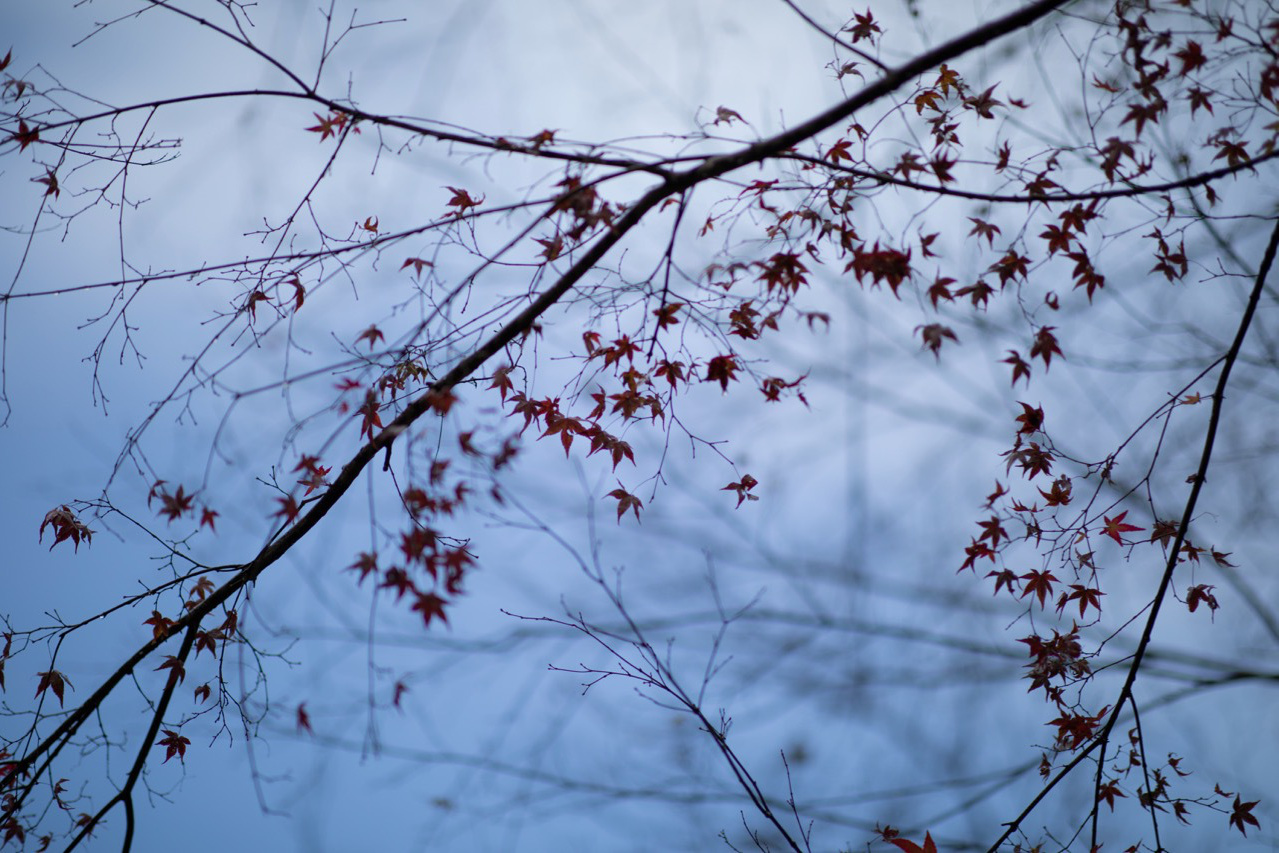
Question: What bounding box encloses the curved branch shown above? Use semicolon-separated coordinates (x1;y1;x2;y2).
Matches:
988;215;1279;850
12;88;668;174
64;620;201;853
782;147;1279;204
2;0;1078;813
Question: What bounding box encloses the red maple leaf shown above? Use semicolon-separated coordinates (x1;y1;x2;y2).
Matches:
400;257;433;277
445;186;484;216
348;551;379;585
1015;402;1044;435
243;289;270;321
986;569;1020;596
1149;519;1178;547
1002;441;1053;480
585;428;635;471
1057;584;1104;618
1098;779;1127;811
144;610;175;640
1038;224;1073;256
722;475;759;507
305;113;336;139
888;831;937;853
189;577;215;603
305;111;352;140
193;629;222;658
1211;548;1236;567
1003;351;1031;387
156;729;191;763
704;355;739;391
489;365;515;401
283;275;305;311
655;360;685;388
149;482;194;522
11;119;39;151
1047;707;1107;750
959;539;995;573
160;486;193;521
1187;86;1214;116
653;302;683;329
916;323;958;360
426;389;456;415
962;84;1003;118
1101;510;1142;544
297;464;331;495
844;8;881;44
357;391;383;441
380;567;415;600
1020;569;1059;608
411;592;450;628
968;217;1001;246
535;235;564;261
956;279;994;308
607;485;643;523
988;249;1029;285
273;495;301;526
925;276;955;308
0;818;24;846
1229;794;1260;836
976;515;1007;547
296;702;313;735
541;413;586;456
914;89;943;115
355;325;384;350
200;507;219;531
1186;584;1219;614
33;169;58;198
1030;327;1062;369
35;670;71;706
399;526;438;566
154;655;186;685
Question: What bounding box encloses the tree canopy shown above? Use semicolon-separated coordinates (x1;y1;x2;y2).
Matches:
2;0;1277;850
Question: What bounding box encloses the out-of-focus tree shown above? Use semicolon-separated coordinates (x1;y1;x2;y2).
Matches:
2;0;1277;850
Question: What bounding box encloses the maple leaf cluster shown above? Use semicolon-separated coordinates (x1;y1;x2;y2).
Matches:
549;175;617;241
294;454;332;496
147;480;218;528
722;475;759;507
340;442;500;628
1020;628;1091;703
304;109;359;141
38;506;93;552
